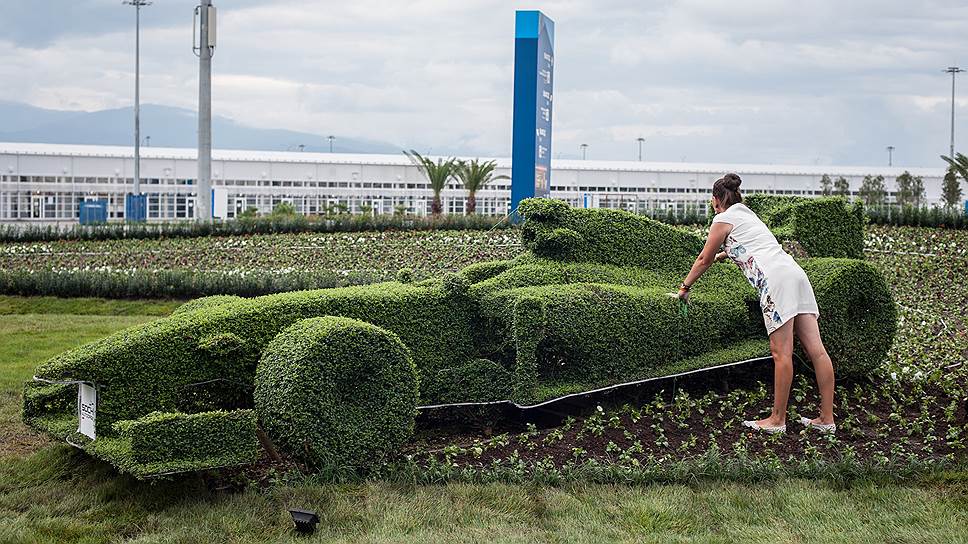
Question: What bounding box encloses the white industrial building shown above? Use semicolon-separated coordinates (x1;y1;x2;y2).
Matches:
0;142;949;223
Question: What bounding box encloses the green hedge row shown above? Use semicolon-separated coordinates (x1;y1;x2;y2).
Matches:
0;214;511;243
743;195;865;258
0;269;383;299
865;205;968;229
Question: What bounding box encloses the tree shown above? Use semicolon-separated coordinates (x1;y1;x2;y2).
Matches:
911;175;925;207
454;159;509;214
941;152;968;181
238;206;258;219
833;176;850;198
404;150;457;216
895;171;924;207
819;174;832;196
269;202;296;217
942;167;963;210
858;175;886;206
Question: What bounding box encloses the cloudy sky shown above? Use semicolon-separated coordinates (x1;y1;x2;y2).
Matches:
2;0;967;166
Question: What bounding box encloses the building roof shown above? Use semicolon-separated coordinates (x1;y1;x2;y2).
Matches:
0;141;946;177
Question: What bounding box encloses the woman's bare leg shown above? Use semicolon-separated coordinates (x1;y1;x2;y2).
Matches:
758;318;795;427
794;313;836;424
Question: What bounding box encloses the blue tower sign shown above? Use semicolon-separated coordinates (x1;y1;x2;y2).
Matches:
511;10;555;218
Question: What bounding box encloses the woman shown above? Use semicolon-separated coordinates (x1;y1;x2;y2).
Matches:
677;173;836;433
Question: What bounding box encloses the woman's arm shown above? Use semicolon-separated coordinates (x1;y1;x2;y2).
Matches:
678;222;732;300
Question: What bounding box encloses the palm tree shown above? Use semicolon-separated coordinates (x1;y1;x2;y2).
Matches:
942;152;968;181
454;159;509;214
404;150;457;216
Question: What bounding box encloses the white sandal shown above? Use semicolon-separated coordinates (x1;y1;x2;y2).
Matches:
742;420;786;434
799;416;836;433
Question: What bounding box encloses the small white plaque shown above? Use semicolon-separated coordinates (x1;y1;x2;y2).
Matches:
77;383;96;439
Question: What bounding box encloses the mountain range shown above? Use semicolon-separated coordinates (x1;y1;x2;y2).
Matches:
0;101;401;154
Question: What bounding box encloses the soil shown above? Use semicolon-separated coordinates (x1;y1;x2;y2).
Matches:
408;377;968;469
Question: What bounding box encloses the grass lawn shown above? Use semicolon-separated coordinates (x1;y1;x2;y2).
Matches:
0;310;162;458
0;302;966;542
1;450;966;543
0;295;183;317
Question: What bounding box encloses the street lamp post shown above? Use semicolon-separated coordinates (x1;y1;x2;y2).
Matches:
328;135;335;153
580;143;588;160
944;67;964;158
194;0;216;221
637;137;645;161
886;145;894;166
123;0;151;201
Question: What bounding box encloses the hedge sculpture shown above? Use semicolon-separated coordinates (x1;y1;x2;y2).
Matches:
254;317;418;469
23;195;896;477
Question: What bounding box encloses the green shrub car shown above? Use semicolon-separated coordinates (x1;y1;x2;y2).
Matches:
23;196;896;478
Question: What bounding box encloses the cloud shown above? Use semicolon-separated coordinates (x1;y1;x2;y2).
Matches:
1;0;966;166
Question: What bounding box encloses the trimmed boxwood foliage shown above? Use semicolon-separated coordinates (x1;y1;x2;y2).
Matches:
172;295;245;315
27;282;473;436
744;194;865;259
254;317;418;469
111;410;259;476
479;277;759;402
423;358;513;404
518;198;703;271
799;258;897;376
23;198;896;476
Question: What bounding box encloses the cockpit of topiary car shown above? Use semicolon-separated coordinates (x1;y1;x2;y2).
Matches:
23;196;896;478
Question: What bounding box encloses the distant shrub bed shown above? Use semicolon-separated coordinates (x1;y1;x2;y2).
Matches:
0;230;521;277
3;199;964;245
0;214;511;243
865;205;968;229
0;268;383;299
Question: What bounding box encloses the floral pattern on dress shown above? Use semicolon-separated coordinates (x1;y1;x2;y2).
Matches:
725;235;783;333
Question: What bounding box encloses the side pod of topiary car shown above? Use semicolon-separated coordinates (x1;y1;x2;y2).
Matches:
23;196;896;478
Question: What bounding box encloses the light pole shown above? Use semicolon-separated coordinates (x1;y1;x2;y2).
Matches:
886;145;894;166
945;67;964;158
194;0;216;221
580;143;588;160
637;137;645;161
328;135;335;153
123;0;150;199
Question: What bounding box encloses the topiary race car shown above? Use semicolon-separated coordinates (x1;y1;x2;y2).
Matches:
23;196;896;478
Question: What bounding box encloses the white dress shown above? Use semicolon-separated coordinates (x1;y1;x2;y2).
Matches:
711;203;820;335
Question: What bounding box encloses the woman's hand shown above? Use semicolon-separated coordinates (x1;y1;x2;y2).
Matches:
677;286;690;304
715;251;728;263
